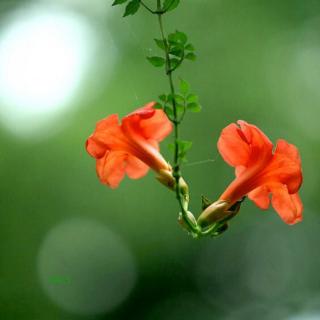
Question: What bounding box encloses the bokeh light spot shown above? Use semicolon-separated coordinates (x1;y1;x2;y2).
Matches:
0;6;95;137
37;218;137;315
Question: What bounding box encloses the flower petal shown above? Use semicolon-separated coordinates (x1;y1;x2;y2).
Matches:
271;184;303;225
217;123;251;167
218;121;273;170
96;151;126;189
123;102;172;142
140;106;172;141
237;120;273;166
86;137;106;159
126;155;149;179
275;139;301;165
260;139;303;194
248;185;270;210
86;114;126;159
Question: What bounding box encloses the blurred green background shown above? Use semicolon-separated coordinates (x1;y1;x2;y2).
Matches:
0;0;319;319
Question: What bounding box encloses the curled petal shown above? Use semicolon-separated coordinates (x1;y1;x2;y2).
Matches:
96;151;126;189
218;121;273;170
217;123;251;168
122;102;172;142
273;139;302;193
248;185;270;210
271;184;303;225
275;139;301;165
139;105;172;141
86;137;106;159
86;114;126;158
237;120;273;166
260;140;303;194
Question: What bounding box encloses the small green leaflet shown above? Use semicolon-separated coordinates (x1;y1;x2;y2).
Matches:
186;94;198;103
168;31;188;46
112;0;128;5
187;102;201;112
178;139;193;162
123;0;140;17
174;94;184;105
168;140;193;162
147;56;165;67
163;0;180;12
170;58;180;69
164;106;174;117
185;43;195;51
154;39;166;50
177;139;193;152
185;52;197;61
179;79;190;95
169;46;184;57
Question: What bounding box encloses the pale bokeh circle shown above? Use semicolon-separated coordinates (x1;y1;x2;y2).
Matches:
0;6;96;137
37;218;137;315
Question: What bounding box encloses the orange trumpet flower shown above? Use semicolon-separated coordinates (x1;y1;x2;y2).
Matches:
86;102;174;189
199;120;303;226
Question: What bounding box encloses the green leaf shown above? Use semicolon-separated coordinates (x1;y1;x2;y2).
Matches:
177;140;193;152
170;58;180;69
168;31;187;46
177;139;193;162
168;140;192;161
147;56;165;67
185;43;195;51
164;105;173;117
174;94;185;105
123;0;140;17
167;94;174;103
153;102;163;109
169;46;184;57
163;0;180;12
186;94;198;103
185;52;197;61
179;79;190;95
159;94;167;102
154;39;166;50
187;102;202;112
176;104;185;114
112;0;128;5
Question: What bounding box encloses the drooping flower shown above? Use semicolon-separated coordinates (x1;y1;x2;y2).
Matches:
86;102;174;189
199;120;303;226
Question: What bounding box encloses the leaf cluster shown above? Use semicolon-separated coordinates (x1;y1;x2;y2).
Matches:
155;78;201;117
155;79;202;163
168;140;192;163
147;31;196;71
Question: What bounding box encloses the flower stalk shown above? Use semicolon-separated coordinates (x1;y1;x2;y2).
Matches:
153;0;199;235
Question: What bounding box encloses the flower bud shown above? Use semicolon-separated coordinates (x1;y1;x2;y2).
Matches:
178;211;198;235
156;169;176;189
197;200;231;228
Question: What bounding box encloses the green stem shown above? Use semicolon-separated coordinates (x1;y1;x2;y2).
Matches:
156;0;198;235
140;1;156;14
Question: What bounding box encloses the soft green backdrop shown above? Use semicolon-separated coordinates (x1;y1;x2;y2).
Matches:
0;0;319;319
